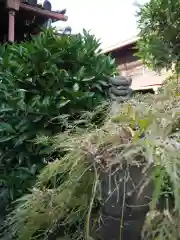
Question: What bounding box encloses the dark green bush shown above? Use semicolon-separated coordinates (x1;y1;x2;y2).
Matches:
137;0;180;73
0;28;116;204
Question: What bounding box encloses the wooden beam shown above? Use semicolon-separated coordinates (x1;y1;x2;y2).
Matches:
6;0;20;10
8;10;15;42
20;3;68;21
6;0;21;43
118;60;143;71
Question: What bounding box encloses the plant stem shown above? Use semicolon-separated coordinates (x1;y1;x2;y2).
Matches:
119;169;127;240
85;165;99;240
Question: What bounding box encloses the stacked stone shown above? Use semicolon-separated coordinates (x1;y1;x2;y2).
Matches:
109;76;133;102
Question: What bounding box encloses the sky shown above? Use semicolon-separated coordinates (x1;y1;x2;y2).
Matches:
49;0;147;50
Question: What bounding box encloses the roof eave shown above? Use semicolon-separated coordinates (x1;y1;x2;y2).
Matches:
101;36;139;54
20;3;68;21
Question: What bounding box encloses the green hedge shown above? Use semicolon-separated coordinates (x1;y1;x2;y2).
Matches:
0;29;116;204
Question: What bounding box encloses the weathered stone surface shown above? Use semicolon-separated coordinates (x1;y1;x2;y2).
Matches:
109;76;133;103
94;215;145;240
94;163;153;240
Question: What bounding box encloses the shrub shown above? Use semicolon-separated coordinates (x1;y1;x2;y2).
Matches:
137;0;180;74
158;74;180;94
3;121;134;240
4;89;180;240
0;28;116;204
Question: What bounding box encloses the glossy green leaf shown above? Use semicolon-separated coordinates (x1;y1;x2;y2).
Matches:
0;123;15;133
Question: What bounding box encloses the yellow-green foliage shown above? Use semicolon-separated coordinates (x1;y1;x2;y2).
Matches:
3;83;180;240
158;74;180;95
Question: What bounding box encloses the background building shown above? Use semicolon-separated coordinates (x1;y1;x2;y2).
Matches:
102;37;171;92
